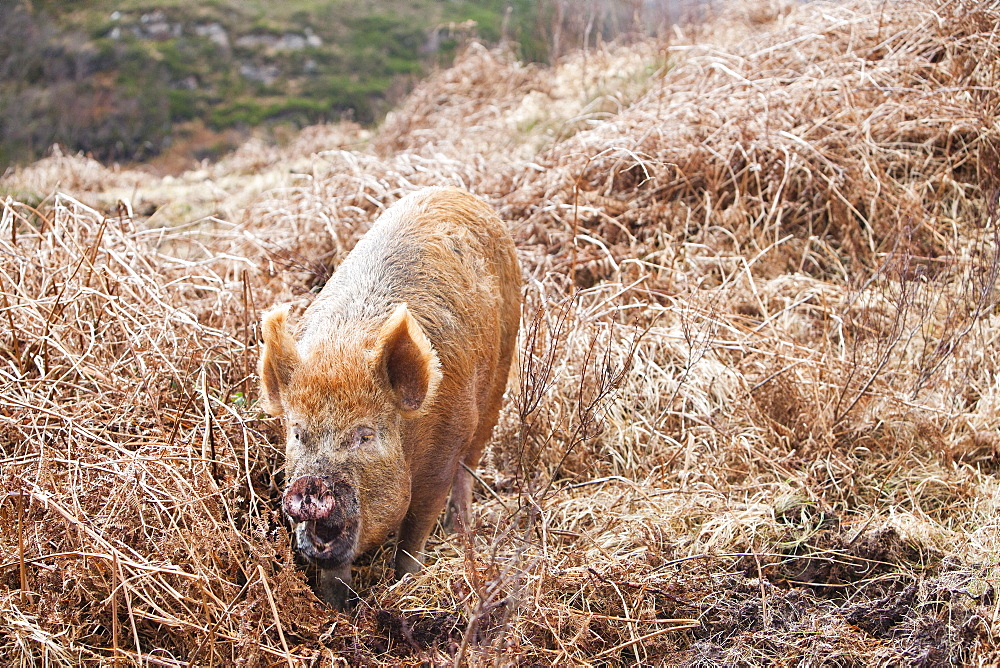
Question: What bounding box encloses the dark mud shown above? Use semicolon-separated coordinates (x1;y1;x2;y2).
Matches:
675;527;991;666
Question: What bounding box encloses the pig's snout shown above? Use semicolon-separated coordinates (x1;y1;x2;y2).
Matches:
284;475;360;565
283;475;336;522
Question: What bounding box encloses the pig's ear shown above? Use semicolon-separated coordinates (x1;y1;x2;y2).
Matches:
375;303;442;417
259;305;301;416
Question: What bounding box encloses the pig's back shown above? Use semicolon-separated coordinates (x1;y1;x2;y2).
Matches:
299;188;520;377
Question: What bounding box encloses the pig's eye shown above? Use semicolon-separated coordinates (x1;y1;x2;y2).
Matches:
291;425;303;442
352;426;376;448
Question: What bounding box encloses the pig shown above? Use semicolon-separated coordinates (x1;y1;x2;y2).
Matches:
258;187;521;607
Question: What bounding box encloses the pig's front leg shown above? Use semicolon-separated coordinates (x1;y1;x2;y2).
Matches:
395;485;452;578
394;513;435;578
316;563;353;609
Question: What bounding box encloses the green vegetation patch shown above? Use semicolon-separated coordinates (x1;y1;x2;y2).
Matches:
0;0;565;168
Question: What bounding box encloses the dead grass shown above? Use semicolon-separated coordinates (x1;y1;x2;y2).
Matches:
3;0;1000;664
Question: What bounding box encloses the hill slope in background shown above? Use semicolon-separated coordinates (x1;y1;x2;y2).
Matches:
0;0;516;168
2;0;1000;664
0;0;701;171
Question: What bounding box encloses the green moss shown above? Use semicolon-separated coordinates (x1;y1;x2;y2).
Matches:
210;96;338;128
209;100;265;127
444;5;502;42
168;89;200;121
386;57;422;75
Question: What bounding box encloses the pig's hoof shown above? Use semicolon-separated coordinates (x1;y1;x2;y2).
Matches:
443;506;470;534
319;584;353;610
394;551;424;580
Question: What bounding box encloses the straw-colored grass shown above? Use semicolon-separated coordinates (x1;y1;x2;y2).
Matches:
3;0;1000;664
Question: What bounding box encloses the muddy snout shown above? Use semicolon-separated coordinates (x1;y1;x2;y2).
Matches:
283;475;337;521
282;475;360;564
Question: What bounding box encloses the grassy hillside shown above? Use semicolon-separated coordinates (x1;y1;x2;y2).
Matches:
0;0;531;169
0;0;680;171
2;0;1000;665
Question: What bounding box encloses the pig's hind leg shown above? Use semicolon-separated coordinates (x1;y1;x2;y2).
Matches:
444;450;481;533
445;396;503;533
445;360;512;533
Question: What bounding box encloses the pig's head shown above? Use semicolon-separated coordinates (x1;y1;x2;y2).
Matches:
258;302;442;568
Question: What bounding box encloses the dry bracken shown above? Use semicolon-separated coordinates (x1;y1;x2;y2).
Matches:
2;0;1000;664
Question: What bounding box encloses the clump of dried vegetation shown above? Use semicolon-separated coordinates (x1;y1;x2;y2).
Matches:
3;0;1000;664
